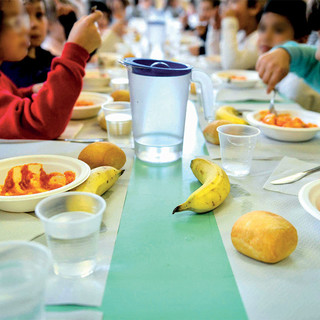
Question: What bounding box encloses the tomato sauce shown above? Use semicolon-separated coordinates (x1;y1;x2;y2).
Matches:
75;100;94;107
0;163;76;196
259;111;318;128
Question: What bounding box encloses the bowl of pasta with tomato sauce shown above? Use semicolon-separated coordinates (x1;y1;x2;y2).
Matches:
0;155;90;212
71;92;113;120
246;109;320;142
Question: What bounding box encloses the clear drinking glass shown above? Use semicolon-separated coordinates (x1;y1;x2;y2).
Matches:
102;101;133;147
0;241;51;320
217;124;260;177
35;192;106;278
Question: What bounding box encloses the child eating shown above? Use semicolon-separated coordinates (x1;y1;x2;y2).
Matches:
0;0;102;139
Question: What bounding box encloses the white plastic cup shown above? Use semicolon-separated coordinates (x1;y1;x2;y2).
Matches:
35;192;106;278
217;124;260;177
102;101;133;147
110;77;129;91
0;241;51;320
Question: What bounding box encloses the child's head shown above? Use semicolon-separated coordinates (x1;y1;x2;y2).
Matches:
222;0;264;31
90;1;112;32
307;0;320;60
24;0;48;48
257;0;310;54
0;0;30;63
198;0;218;22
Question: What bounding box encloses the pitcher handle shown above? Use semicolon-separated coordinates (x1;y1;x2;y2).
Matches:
191;69;214;121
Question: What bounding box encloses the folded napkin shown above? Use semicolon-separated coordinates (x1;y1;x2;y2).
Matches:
46;149;134;307
47;310;103;320
263;156;320;196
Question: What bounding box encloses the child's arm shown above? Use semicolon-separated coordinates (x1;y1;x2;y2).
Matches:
220;17;258;70
256;42;320;93
0;11;102;140
277;73;320;112
278;42;320;93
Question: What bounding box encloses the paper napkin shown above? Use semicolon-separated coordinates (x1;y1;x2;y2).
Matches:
263;156;320;196
216;87;285;102
0;212;44;241
58;122;84;139
45;149;134;307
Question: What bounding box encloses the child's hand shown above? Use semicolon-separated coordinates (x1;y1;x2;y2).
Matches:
54;0;74;17
111;20;127;37
188;45;200;56
256;48;291;93
221;8;237;19
67;11;103;53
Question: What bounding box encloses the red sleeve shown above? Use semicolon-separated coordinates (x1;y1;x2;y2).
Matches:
0;42;89;140
17;86;34;98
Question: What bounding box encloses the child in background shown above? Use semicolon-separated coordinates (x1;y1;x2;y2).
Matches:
42;0;78;56
256;0;320;112
90;0;112;35
256;0;320;93
188;0;218;56
1;0;54;88
218;0;264;69
0;0;102;139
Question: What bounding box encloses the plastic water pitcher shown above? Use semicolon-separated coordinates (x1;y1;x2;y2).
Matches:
122;58;213;164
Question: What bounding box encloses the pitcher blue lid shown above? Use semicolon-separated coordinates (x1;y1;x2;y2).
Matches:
123;58;192;77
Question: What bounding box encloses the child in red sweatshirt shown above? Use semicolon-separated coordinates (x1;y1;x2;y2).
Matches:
0;0;102;139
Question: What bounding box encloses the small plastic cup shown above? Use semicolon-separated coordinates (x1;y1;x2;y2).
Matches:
217;124;260;177
0;241;51;320
102;101;133;147
110;77;129;91
35;192;106;278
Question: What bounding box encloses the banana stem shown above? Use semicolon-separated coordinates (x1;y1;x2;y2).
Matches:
172;206;181;214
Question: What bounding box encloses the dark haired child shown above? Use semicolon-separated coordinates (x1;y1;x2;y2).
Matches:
256;0;320;94
218;0;265;69
256;0;320;111
0;0;102;139
1;0;54;88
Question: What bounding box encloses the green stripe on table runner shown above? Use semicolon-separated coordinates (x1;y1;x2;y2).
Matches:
101;156;247;318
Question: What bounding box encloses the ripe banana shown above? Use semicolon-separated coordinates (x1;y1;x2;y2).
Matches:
72;166;124;195
215;106;248;124
172;158;230;214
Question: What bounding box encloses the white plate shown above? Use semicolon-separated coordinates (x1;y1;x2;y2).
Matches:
246;109;320;142
0;155;90;212
72;92;113;120
299;180;320;221
212;70;260;89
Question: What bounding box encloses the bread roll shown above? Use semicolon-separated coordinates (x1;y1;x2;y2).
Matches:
231;211;298;263
78;142;126;169
203;120;231;145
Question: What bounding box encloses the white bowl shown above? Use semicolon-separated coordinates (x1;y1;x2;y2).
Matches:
71;92;113;120
246;109;320;142
212;70;260;89
83;69;111;91
299;180;320;221
97;52;121;68
0;155;90;212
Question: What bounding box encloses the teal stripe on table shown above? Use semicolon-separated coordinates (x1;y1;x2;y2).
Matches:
101;157;247;317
